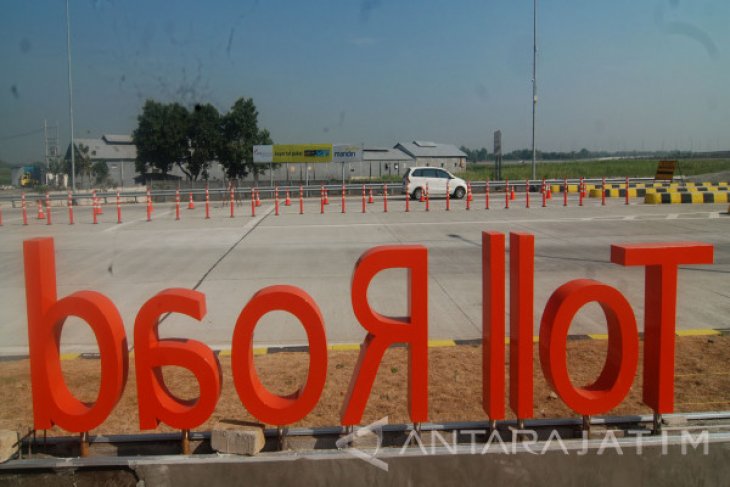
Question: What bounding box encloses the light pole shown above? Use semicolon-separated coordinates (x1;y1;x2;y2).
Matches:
531;0;538;181
66;0;76;191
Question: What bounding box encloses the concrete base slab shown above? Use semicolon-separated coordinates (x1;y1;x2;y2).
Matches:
210;420;265;456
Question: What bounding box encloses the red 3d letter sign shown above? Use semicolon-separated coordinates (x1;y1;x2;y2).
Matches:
23;235;713;433
24;238;128;433
340;245;428;425
481;232;712;420
231;285;327;425
134;289;222;430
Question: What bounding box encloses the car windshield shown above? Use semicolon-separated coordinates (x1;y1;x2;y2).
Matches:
1;1;729;479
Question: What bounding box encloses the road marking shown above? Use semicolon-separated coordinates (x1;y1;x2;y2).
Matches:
102;210;174;232
676;329;721;337
329;343;361;351
588;334;609;340
710;212;721;219
261;212;724;230
667;213;679;220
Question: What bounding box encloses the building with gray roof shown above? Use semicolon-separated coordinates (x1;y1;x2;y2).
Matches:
359;146;414;179
394;141;467;172
64;134;138;188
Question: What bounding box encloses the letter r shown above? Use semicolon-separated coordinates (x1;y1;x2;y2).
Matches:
341;245;428;425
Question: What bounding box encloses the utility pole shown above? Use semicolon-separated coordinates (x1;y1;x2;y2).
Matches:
66;0;76;191
531;0;538;181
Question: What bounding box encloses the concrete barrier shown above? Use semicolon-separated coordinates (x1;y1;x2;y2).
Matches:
2;430;730;486
589;188;644;198
645;192;730;204
550;184;596;194
591;183;729;199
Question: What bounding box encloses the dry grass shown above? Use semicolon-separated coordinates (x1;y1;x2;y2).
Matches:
1;335;728;436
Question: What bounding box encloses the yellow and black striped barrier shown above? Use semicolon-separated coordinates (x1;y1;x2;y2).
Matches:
647;186;716;193
645;191;730;204
603;182;679;190
589;188;645;198
550;184;596;193
590;182;729;198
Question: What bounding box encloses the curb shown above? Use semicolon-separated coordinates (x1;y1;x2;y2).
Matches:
2;328;726;362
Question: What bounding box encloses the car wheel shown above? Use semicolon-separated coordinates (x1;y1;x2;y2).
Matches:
453;187;466;199
412;188;423;201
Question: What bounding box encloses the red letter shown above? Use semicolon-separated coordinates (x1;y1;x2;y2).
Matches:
341;245;428;425
24;238;128;432
483;232;505;420
134;289;221;430
510;232;533;419
611;242;713;413
231;286;327;426
540;280;639;415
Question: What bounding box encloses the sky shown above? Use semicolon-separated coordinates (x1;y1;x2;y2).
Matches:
0;0;728;165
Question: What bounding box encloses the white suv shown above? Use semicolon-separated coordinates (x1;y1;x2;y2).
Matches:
402;167;467;200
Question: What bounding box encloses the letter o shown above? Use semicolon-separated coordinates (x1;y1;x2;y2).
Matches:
539;279;639;415
231;286;327;425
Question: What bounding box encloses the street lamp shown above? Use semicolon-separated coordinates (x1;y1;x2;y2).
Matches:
531;0;538;181
66;0;76;191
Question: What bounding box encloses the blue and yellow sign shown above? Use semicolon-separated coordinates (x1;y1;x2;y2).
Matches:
272;144;332;163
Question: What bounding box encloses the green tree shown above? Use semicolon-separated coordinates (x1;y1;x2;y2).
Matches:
219;97;272;181
185;103;221;181
133;100;190;178
92;160;109;185
76;143;92;188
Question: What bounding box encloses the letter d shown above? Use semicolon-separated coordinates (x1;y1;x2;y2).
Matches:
24;238;128;432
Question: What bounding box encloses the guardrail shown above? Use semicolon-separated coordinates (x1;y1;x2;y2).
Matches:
0;177;684;206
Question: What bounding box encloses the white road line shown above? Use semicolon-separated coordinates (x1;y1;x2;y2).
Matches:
667;213;679;220
102;210;173;232
261;212;724;230
710;212;721;219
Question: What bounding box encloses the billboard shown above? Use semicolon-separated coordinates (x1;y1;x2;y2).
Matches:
273;144;332;163
254;144;360;164
332;144;363;163
253;145;273;164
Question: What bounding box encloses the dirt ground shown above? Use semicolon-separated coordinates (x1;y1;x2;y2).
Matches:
1;335;728;436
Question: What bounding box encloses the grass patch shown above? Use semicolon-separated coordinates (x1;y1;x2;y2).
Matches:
340;159;730;184
462;159;730;181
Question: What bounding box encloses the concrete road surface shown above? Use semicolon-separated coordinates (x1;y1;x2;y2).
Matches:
0;194;727;356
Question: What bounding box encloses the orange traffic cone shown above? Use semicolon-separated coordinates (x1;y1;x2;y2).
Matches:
323;190;329;205
188;192;195;209
419;190;425;202
547;188;552;200
368;189;374;204
510;188;516;200
36;200;45;219
285;190;291;206
95;193;104;215
256;190;262;207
